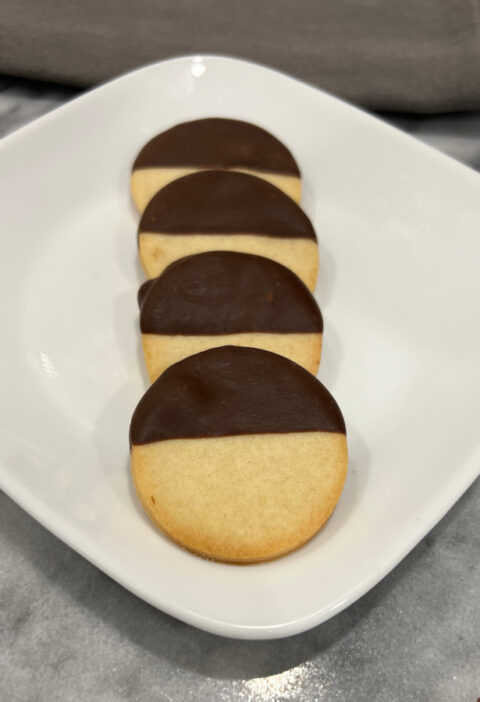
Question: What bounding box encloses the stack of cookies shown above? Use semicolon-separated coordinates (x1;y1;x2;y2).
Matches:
128;118;348;563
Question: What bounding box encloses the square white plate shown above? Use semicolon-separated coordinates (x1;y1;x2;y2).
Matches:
1;56;479;640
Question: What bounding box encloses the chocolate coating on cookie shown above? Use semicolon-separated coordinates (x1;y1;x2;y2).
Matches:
130;346;346;445
139;171;315;240
138;251;323;335
133;118;300;176
137;279;155;309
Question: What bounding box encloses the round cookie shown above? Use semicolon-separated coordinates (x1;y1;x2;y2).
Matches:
138;251;323;381
137;170;318;290
130;346;348;564
131;117;301;212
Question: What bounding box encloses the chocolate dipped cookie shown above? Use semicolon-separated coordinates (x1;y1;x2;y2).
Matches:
130;346;348;563
138;251;323;381
131;117;301;212
137;170;318;289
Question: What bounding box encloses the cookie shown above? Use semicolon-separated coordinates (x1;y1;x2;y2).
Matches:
138;251;323;382
130;346;348;563
131;117;301;212
137;170;318;290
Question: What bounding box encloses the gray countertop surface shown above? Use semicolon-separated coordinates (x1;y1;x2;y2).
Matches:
0;77;479;702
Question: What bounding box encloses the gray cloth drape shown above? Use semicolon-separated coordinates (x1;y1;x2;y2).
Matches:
1;0;480;112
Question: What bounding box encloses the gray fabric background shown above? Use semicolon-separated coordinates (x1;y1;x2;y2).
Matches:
1;0;480;112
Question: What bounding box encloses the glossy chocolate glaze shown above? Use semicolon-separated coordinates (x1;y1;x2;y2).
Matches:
137;278;154;309
139;170;315;240
130;346;345;445
132;118;300;176
138;251;323;335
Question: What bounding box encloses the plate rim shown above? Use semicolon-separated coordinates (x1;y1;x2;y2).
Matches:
2;53;480;185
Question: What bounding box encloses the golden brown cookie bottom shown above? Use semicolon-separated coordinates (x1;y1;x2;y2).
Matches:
131;431;348;563
141;333;322;382
139;232;318;291
131;167;301;213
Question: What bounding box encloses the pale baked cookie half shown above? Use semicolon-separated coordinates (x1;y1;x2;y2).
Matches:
131;117;301;212
130;346;348;564
137;170;318;290
138;251;323;381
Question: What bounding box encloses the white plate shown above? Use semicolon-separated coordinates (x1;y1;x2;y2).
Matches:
1;56;479;640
